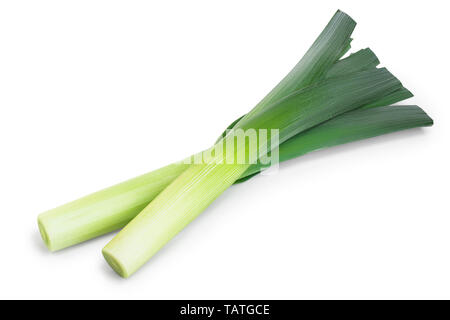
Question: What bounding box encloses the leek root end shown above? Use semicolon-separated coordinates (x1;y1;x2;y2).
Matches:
38;217;53;251
102;248;129;278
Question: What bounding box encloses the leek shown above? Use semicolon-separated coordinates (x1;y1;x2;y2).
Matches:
37;44;412;252
38;95;420;251
102;68;403;277
36;10;430;261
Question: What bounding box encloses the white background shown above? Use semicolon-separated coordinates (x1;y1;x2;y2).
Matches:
0;1;448;299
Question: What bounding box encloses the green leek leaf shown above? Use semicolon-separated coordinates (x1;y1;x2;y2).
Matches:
237;105;432;181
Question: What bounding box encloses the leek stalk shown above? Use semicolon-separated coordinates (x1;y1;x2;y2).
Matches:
38;94;420;251
102;68;403;277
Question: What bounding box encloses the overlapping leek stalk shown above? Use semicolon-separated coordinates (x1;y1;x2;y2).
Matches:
102;68;404;277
